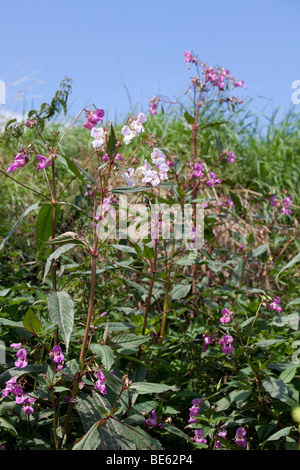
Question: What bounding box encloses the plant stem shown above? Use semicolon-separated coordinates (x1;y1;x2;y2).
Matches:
79;252;97;369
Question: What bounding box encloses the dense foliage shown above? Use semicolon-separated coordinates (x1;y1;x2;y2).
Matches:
0;53;299;451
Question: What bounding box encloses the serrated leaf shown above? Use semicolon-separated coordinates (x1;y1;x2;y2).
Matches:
107;124;117;158
46;291;74;351
130;382;178;394
46;231;89;247
70;159;98;186
23;308;42;335
72;421;101;450
279;365;298;384
36;204;60;250
43;243;78;283
109;333;150;349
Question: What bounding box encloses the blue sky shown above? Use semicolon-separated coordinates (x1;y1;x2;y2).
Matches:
0;0;299;123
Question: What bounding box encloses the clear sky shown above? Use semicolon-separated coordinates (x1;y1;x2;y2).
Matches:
0;0;299;123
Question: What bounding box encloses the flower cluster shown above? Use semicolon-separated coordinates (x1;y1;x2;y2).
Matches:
188;398;202;423
226;151;236;163
268;296;283;313
192;163;204;179
206;172;222;187
49;345;65;370
215;426;228;448
202;330;234;355
269;193;293;215
83;108;105;130
121;113;147;145
10;343;28;368
94;370;107;395
6;148;52;173
2;376;36;415
219;335;234;354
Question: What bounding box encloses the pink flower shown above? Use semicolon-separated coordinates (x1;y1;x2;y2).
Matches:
188;399;201;423
2;376;18;398
102;153;110;162
234;80;246;89
83;108;105;129
220;308;233;324
22;396;36;415
219;335;234;354
202;333;214;352
226;151;235;163
184;51;192;63
15;348;28;368
235;427;247;447
36;154;52;171
6;152;29;172
192;429;207;444
269;195;278;207
84;184;95;197
94;370;107;395
206;172;222;187
10;343;21;349
145;410;162;428
268;296;282;313
50;345;65;364
192;163;204;178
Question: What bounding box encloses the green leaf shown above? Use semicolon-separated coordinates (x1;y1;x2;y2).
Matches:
43;243;78;283
70;160;98;186
107;124;117;158
267;426;292;441
46;291;74;351
170;284;191;300
72;421;101;450
0;202;40;251
36;204;60;250
184;111;194;125
111;186;153;194
90;344;115;371
279;365;298;384
277;251;300;277
251;243;269;258
130;382;178;394
262;377;298;408
161;423;189;440
0;417;18;435
23;308;42;335
46;231;89;247
109;333;150;349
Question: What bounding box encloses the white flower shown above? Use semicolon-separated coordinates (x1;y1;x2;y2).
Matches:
136;159;152;174
121;125;137;145
91;127;105;149
151;148;166;166
142;169;160;187
123;168;135;186
137;112;147;124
